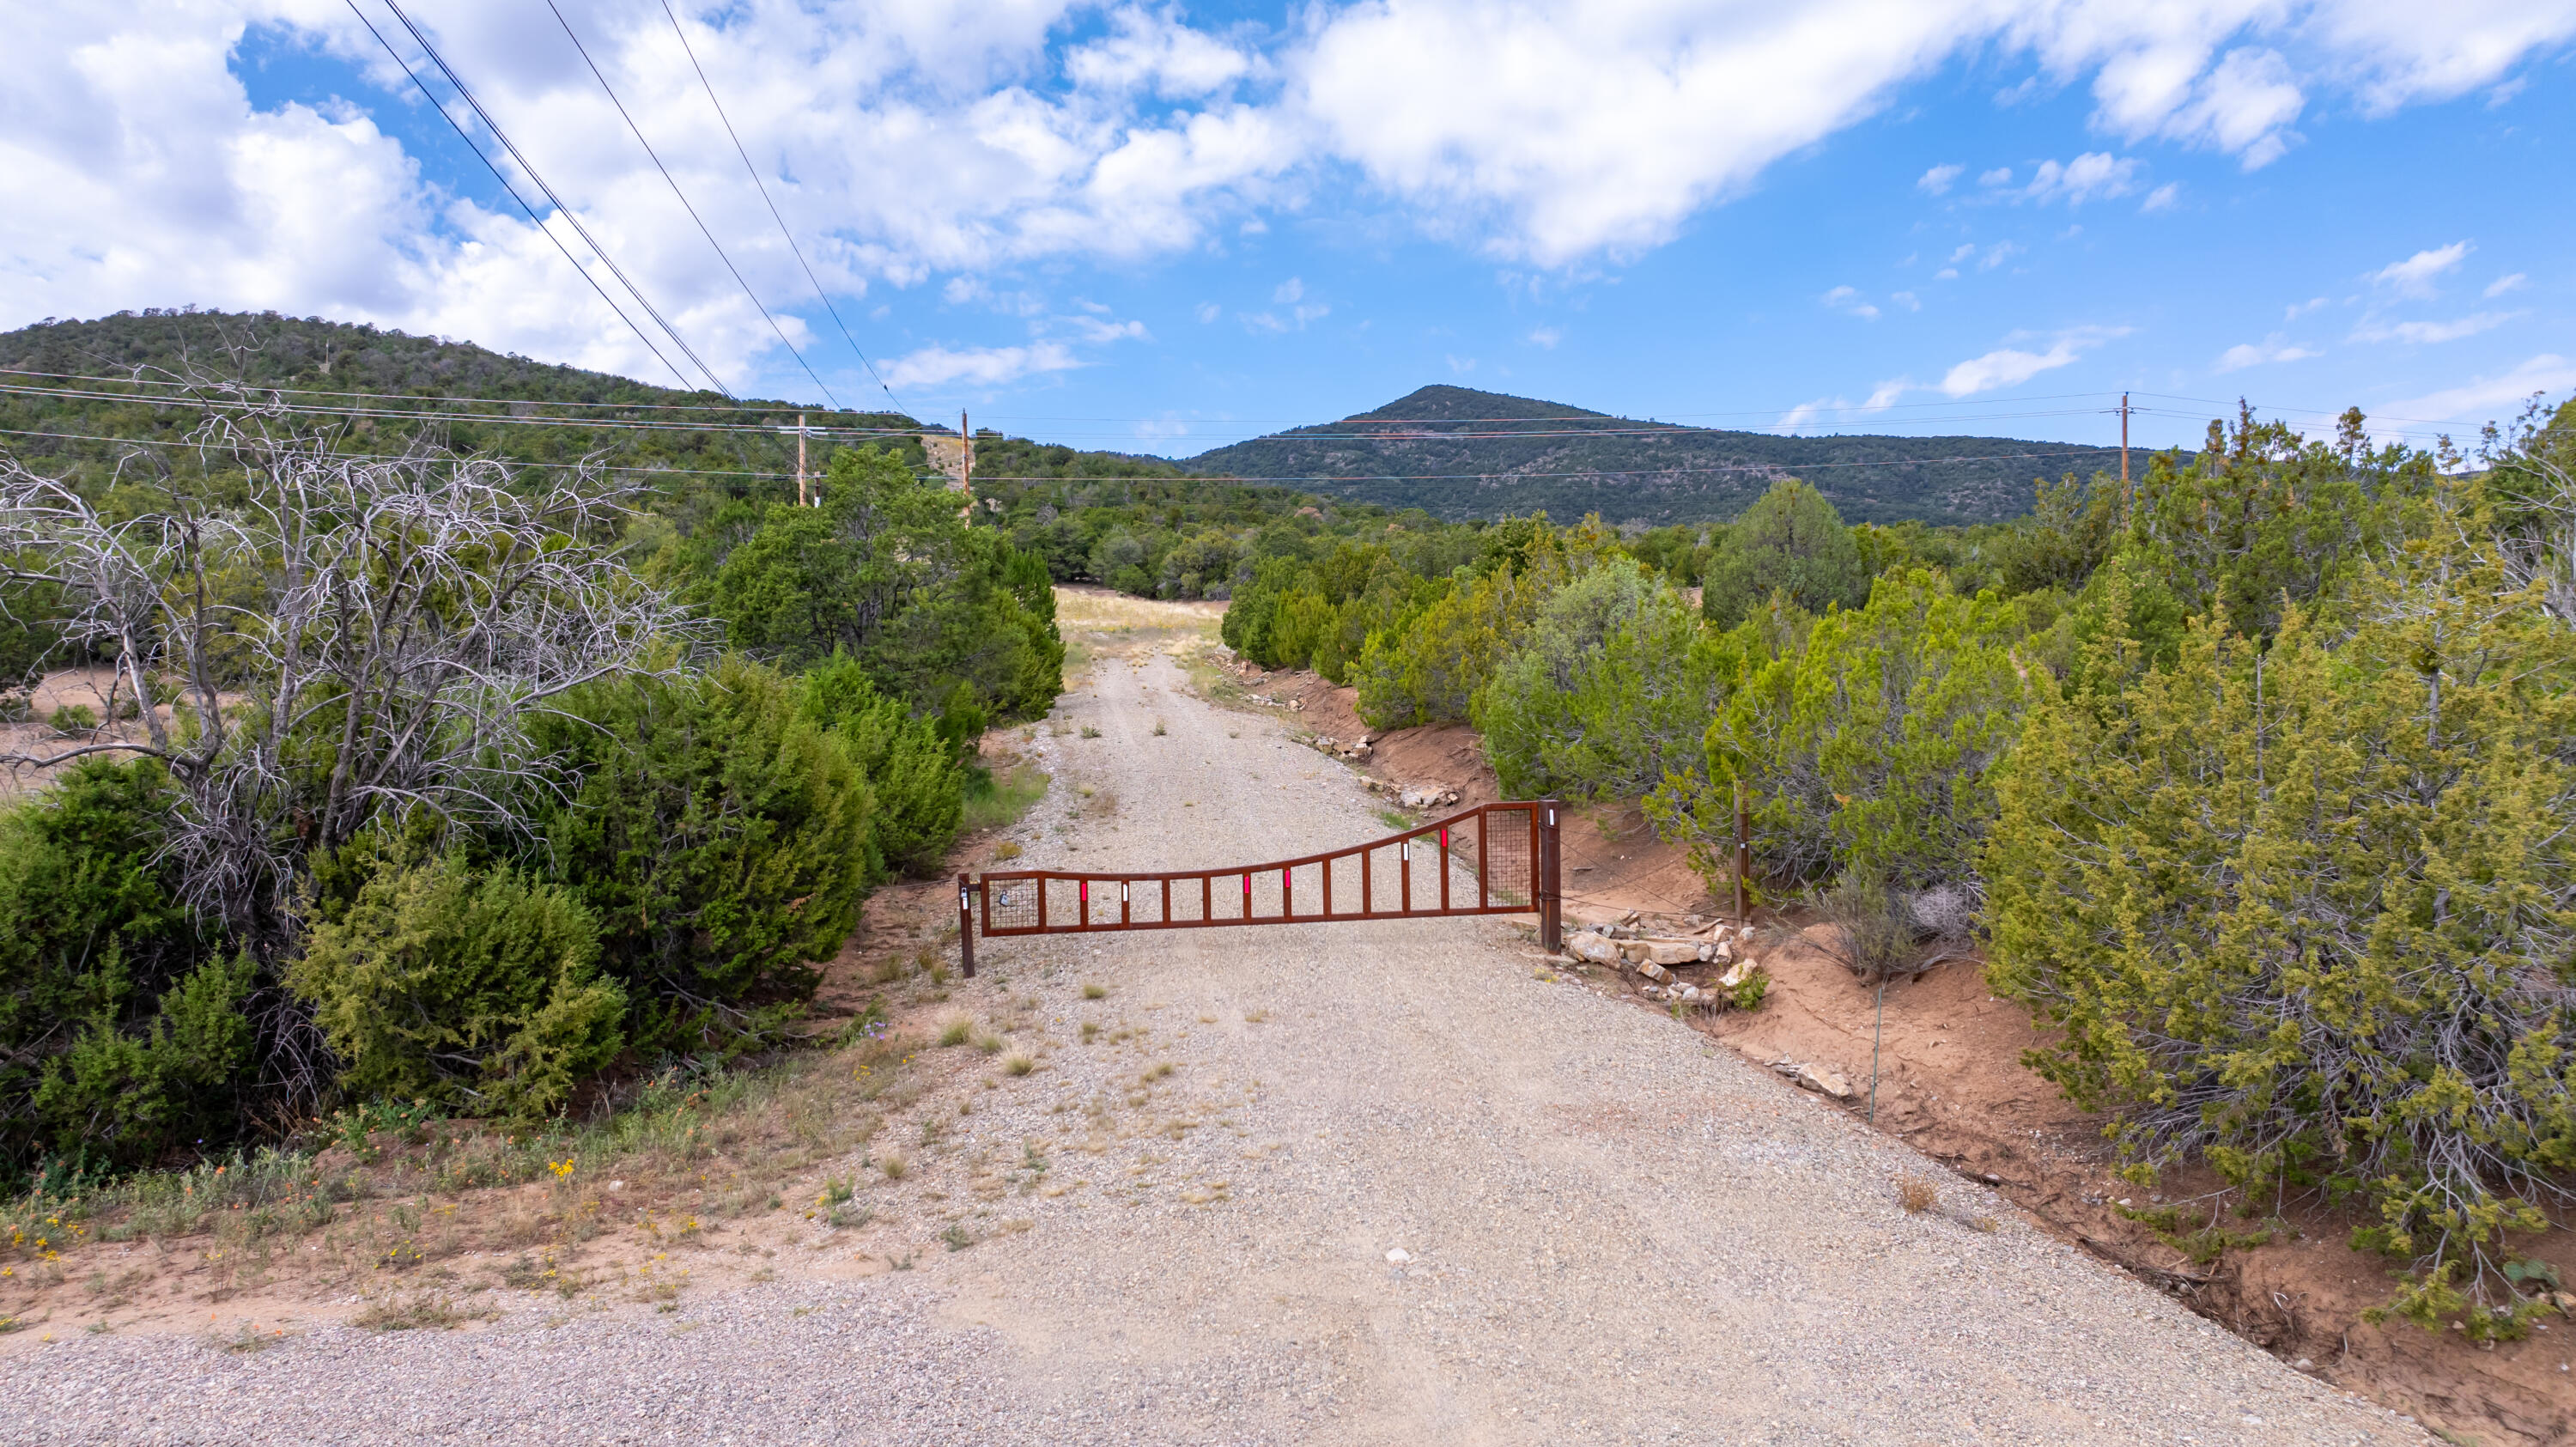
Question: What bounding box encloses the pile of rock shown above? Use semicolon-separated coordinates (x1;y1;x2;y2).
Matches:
1358;778;1461;809
1309;733;1374;761
1556;915;1760;1010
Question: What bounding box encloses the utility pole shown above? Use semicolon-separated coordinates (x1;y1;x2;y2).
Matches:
776;414;821;506
961;410;973;496
2119;392;2130;519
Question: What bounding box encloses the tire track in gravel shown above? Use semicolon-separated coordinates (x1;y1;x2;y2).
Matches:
0;643;2429;1446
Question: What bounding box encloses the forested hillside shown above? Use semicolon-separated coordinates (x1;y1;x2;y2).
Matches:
1187;384;2135;526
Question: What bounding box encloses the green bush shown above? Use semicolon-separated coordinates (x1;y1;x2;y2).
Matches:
1985;517;2576;1331
1650;568;2026;889
797;652;965;879
289;853;623;1119
1699;478;1867;629
523;657;875;1052
690;447;1062;720
0;760;250;1177
1477;558;1742;800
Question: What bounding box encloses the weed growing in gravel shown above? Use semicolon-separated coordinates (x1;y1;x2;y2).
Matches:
208;1321;293;1353
941;1223;975;1251
1078;1021;1100;1043
971;1027;1006;1055
936;1015;974;1048
992;841;1023;861
1242;1010;1268;1024
352;1293;469;1332
878;1155;908;1182
1376;809;1410;830
1082;982;1108;1000
1003;1054;1036;1077
1897;1175;1939;1214
822;1176;854;1207
1151;720;1167;736
1143;1061;1176;1081
1080;726;1103;739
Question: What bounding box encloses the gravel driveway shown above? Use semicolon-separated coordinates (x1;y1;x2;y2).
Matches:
1;648;2425;1445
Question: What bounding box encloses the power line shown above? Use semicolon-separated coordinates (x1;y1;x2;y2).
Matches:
340;0;693;392
0;368;904;419
543;0;841;410
374;0;733;397
0;424;797;479
0;380;914;438
659;0;907;416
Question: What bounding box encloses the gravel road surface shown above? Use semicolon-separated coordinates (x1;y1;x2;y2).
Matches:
0;648;2425;1445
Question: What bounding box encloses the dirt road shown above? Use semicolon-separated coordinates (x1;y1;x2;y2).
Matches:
3;644;2424;1444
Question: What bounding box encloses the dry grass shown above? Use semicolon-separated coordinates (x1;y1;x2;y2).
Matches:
352;1292;471;1333
936;1013;975;1048
1897;1174;1940;1214
1082;982;1108;1000
1002;1054;1036;1077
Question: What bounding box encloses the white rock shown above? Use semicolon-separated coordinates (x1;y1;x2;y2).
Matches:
1716;960;1753;989
1795;1063;1856;1100
1564;933;1621;967
1645;941;1698;967
1385;1248;1411;1264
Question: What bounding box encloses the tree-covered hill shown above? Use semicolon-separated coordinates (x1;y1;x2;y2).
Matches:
1185;384;2135;526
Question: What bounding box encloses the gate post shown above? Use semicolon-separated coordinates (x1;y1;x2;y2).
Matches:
1537;800;1563;952
957;872;976;978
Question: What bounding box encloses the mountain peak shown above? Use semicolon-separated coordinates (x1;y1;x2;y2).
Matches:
1343;385;1614;425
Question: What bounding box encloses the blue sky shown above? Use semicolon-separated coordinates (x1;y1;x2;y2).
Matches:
5;1;2570;459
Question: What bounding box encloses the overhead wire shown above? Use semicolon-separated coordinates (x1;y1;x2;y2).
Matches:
374;0;733;397
542;0;841;409
0;424;797;479
340;0;694;392
657;0;907;416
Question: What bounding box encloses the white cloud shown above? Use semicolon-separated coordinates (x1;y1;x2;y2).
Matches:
2022;152;2139;204
2141;181;2181;211
1445;354;1475;374
1917;163;1963;195
1194;301;1221;323
1978;241;2023;271
1821;285;1880;319
884;340;1079;388
1528;325;1562;348
1940;325;2128;395
2216;334;2320;371
11;0;2576;387
1978;167;2014;187
2486;272;2528;298
1273;276;1304;304
1890;290;1920;311
1947;243;1978;264
2382;354;2576;423
2350;310;2520;344
2285;295;2330;319
2368;240;2473;297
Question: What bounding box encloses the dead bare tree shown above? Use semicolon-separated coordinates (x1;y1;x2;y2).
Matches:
0;395;697;1071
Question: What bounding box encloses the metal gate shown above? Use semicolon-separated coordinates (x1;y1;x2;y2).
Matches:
954;800;1562;973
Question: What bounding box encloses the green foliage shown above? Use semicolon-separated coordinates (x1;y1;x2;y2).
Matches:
1477;558;1742;800
689;447;1061;721
289;853;623;1120
1652;569;2027;889
522;658;875;1051
1984;502;2576;1318
0;761;252;1177
1699;478;1868;628
2123;404;2429;640
795;653;965;879
1353;567;1547;729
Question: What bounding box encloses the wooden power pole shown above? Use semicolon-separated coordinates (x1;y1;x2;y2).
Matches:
796;411;808;508
2119;392;2130;516
961;410;973;498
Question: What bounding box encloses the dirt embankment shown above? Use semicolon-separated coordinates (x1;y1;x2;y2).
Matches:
1208;662;2575;1447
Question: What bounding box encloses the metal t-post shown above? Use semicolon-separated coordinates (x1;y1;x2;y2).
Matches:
957;872;976;978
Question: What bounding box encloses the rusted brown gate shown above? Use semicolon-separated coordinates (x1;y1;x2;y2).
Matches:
954;800;1563;974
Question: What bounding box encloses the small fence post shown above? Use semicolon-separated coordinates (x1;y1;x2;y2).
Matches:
1537;801;1562;951
1733;777;1750;927
957;872;976;978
